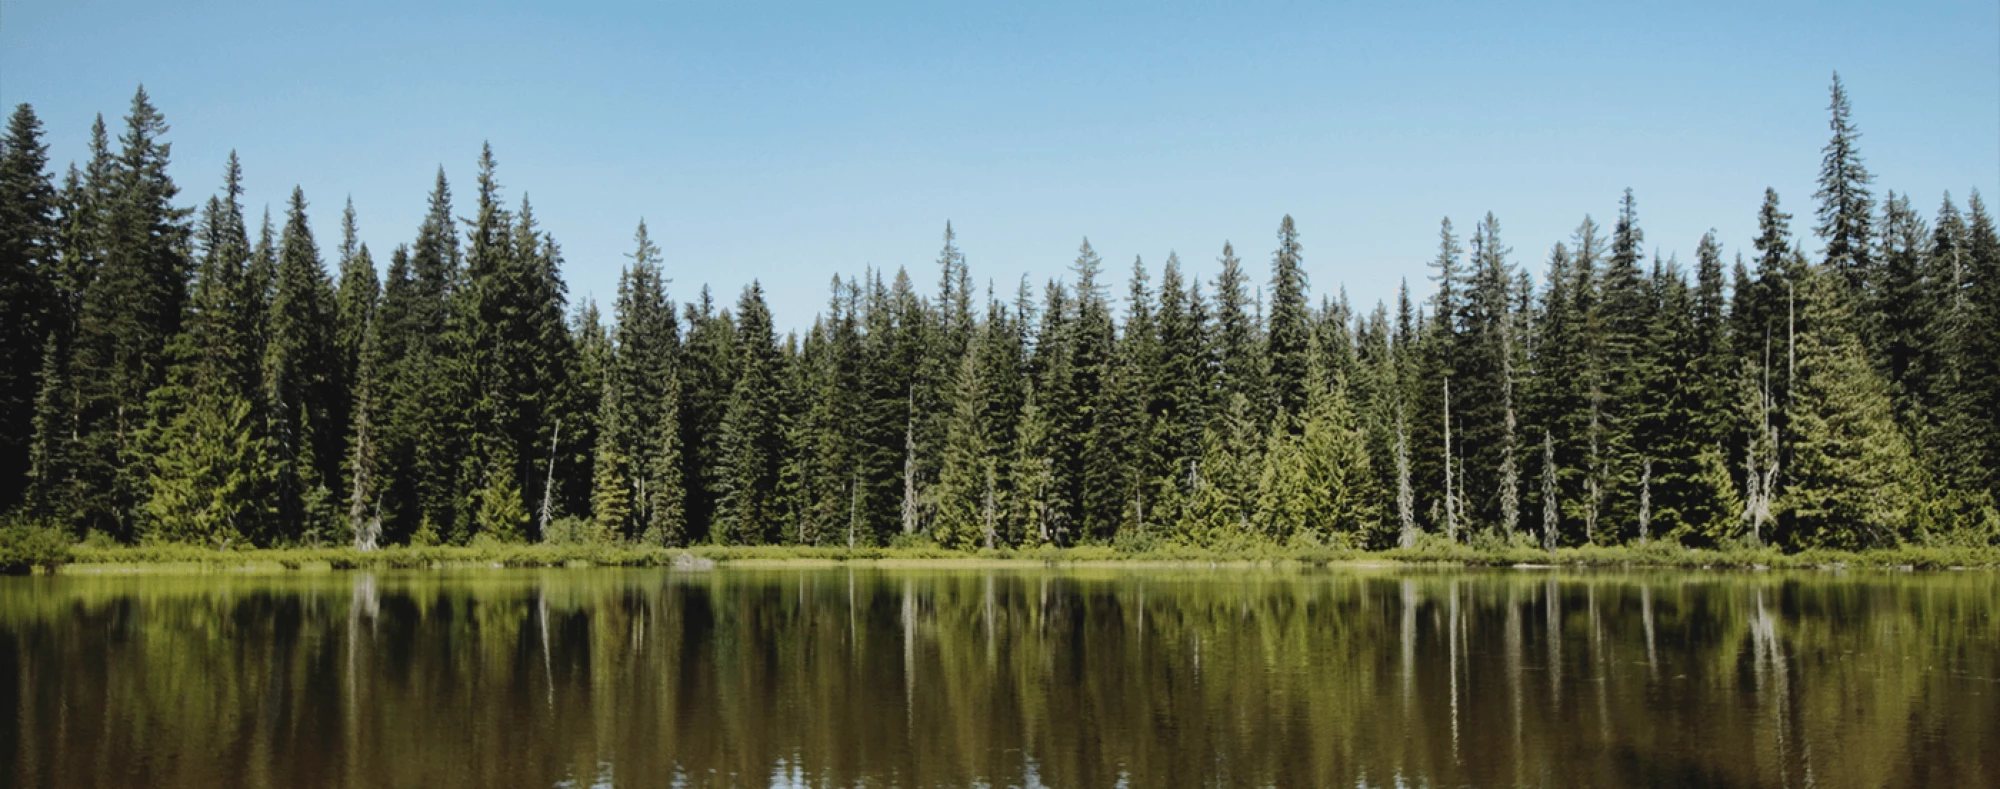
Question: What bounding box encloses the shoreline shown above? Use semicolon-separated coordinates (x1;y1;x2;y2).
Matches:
28;542;2000;575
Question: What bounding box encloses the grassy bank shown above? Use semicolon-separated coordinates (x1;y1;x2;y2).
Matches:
22;540;2000;574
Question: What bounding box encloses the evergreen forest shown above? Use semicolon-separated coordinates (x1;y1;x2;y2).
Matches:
2;75;1996;553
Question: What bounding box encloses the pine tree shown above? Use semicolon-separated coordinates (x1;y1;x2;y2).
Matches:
1066;239;1119;540
1673;231;1742;543
1211;242;1264;418
1782;266;1916;548
1188;392;1262;546
589;365;632;541
1154;253;1207;522
1871;191;1931;427
263;186;341;544
346;306;383;550
1011;382;1060;545
716;282;782;544
332;198;376;462
68;87;191;539
795;278;862;545
609;221;686;543
681;286;738;540
1110;255;1162;534
1597;190;1652;540
977;284;1027;542
143;385;258;546
1815;73;1875;294
1455;213;1515;533
472;445;527;544
935;338;992;549
1254;352;1378;544
1411;218;1464;535
379;170;462;542
1926;192;2000;531
515;198;579;533
1266;216;1311;422
142;161;267;544
0;104;60;510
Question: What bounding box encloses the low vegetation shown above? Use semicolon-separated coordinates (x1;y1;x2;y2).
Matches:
37;537;2000;574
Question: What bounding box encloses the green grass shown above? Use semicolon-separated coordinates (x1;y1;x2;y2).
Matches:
37;540;2000;574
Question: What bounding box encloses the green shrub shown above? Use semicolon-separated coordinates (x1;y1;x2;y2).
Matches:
0;517;73;575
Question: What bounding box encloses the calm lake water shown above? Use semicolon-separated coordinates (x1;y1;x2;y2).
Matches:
4;567;1997;788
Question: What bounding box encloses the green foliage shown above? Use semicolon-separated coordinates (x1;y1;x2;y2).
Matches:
0;515;71;574
10;81;1997;563
144;390;259;545
1782;267;1918;548
473;457;527;544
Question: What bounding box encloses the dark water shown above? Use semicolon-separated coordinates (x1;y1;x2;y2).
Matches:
4;567;1997;788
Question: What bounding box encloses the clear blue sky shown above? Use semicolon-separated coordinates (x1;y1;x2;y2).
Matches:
5;1;1996;330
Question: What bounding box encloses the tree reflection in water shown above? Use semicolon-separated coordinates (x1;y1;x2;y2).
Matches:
5;567;1997;788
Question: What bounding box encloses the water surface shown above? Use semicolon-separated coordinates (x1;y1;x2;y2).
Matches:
5;567;1997;787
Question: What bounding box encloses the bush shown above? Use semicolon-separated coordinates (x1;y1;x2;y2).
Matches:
888;532;939;551
0;517;73;575
542;516;614;546
1111;527;1162;555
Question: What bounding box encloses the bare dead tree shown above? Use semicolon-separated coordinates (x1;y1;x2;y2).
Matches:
1397;406;1416;549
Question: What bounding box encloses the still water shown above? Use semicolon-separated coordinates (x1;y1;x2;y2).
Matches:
4;567;1997;788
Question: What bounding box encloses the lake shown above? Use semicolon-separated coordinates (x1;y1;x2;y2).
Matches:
4;566;1996;787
